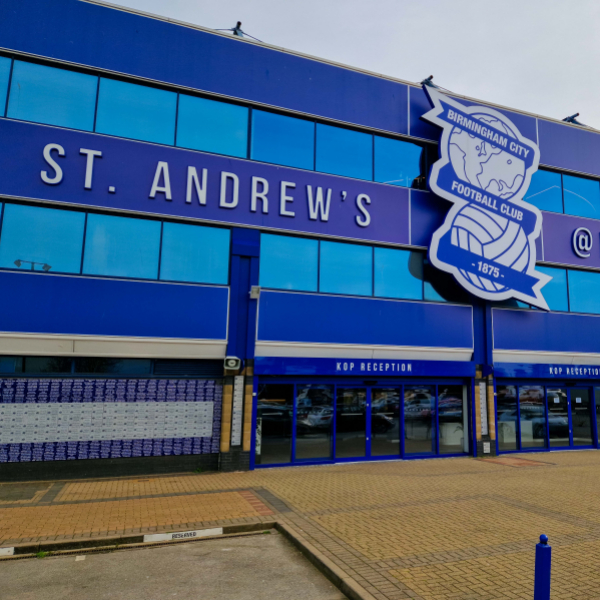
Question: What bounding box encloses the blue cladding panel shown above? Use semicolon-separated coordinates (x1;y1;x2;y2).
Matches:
177;95;248;158
493;308;600;353
0;57;11;117
257;291;473;348
0;204;85;274
562;174;600;220
95;78;177;144
0;0;408;134
410;190;448;247
259;234;318;292
251;110;314;170
538;120;600;177
524;170;563;214
319;241;373;296
160;222;230;284
7;61;97;131
0;272;228;339
316;124;373;180
83;213;161;279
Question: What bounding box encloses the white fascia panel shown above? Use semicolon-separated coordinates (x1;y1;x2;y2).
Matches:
494;350;600;365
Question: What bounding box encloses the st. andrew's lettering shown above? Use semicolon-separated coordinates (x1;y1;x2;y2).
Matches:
40;143;372;228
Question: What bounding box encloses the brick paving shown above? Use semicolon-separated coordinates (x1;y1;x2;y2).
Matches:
2;452;600;598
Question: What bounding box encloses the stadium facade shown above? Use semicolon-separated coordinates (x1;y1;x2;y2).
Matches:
1;0;600;479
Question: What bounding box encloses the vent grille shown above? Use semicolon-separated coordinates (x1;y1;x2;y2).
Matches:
153;360;223;378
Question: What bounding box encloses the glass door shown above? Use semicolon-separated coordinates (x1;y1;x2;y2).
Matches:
403;385;436;455
570;388;593;446
547;388;570;447
335;387;367;459
371;388;401;457
295;384;334;461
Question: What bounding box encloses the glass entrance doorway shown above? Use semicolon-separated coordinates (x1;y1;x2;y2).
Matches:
255;381;470;467
496;382;596;453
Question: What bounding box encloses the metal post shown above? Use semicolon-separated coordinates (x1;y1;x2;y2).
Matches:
534;534;551;600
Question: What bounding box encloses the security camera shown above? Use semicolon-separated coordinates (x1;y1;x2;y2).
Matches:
224;356;242;370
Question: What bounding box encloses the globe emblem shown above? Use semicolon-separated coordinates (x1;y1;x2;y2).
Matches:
447;114;530;294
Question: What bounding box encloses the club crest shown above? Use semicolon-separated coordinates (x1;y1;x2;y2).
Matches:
422;86;551;310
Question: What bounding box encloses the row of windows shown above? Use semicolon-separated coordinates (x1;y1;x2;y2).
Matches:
260;233;458;301
0;203;230;284
0;57;426;188
525;168;600;220
258;232;600;315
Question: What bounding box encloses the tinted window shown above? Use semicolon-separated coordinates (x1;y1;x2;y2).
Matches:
23;357;71;373
0;204;85;274
0;57;11;117
7;61;97;131
319;241;372;296
95;78;176;144
251;110;315;170
160;222;230;284
316;124;373;181
374;247;423;299
497;385;518;451
563;174;600;219
74;358;152;374
537;265;568;311
374;136;423;188
524;170;563;213
83;213;161;279
568;269;600;314
259;234;318;292
177;95;248;158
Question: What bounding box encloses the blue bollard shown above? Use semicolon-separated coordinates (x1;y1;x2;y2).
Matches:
534;534;551;600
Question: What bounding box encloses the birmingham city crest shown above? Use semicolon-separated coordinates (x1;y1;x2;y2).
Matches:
422;86;551;310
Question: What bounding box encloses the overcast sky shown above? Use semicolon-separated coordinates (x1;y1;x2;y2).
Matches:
109;0;600;128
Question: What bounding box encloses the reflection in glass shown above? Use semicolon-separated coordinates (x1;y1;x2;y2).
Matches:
255;384;293;465
177;95;248;158
438;385;464;454
251;110;315;170
523;170;563;213
374;248;423;300
83;214;161;279
371;388;400;456
596;388;600;447
0;204;85;274
536;266;568;312
374;136;424;188
23;357;71;373
95;78;177;144
319;241;373;296
563;174;600;220
547;388;570;447
496;385;518;451
567;270;600;315
316;124;373;181
0;57;12;117
73;358;152;374
571;388;593;446
259;234;318;292
519;386;546;449
404;385;435;455
335;388;367;459
7;61;97;131
295;385;334;460
160;223;230;284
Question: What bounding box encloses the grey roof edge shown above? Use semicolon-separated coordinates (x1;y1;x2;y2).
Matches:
41;1;588;134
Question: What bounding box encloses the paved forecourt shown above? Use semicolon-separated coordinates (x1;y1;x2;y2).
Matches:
2;452;600;599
